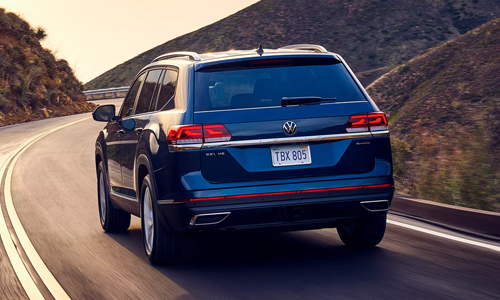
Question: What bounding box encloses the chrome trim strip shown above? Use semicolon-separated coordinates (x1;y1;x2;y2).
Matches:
110;190;138;202
202;132;373;149
158;200;174;204
168;144;203;152
360;200;390;212
371;130;390;138
189;212;231;227
167;131;388;152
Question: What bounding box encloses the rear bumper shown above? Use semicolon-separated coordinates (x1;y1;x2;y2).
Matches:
157;181;394;234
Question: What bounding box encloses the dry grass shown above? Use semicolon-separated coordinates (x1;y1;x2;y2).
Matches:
0;8;95;127
367;18;500;212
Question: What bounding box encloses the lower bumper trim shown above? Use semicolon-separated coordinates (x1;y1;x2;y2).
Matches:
189;212;231;226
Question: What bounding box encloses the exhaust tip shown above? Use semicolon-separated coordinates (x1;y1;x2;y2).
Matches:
360;200;390;212
189;212;231;226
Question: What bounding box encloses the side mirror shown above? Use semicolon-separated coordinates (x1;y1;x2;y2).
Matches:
93;105;116;122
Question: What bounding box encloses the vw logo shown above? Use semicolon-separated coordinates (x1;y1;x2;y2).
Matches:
283;121;298;135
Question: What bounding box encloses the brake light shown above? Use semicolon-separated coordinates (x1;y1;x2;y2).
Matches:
168;124;232;145
203;124;232;142
346;112;388;132
250;59;292;67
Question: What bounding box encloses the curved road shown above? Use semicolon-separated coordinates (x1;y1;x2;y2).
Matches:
1;102;500;299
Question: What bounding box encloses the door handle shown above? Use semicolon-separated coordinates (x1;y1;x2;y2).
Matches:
134;128;143;135
117;129;125;135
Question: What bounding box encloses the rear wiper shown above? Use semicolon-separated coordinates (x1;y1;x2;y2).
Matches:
281;96;336;106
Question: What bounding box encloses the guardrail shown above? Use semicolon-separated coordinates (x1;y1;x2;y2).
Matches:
83;86;129;100
391;194;500;237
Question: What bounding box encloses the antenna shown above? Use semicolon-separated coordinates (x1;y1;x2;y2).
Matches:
256;43;264;56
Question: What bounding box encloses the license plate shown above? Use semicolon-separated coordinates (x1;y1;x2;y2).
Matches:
271;145;312;167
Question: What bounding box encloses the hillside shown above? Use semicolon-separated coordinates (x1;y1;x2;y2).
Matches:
85;0;500;90
0;8;94;127
367;17;500;212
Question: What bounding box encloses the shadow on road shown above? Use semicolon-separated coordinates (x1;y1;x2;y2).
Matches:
108;226;392;299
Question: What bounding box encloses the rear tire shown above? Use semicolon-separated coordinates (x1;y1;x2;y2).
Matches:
141;174;181;265
97;161;131;232
337;214;386;247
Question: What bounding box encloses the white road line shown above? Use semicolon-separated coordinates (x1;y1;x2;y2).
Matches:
0;156;44;300
387;219;500;253
1;117;90;300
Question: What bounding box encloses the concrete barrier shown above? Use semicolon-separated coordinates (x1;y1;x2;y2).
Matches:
391;195;500;237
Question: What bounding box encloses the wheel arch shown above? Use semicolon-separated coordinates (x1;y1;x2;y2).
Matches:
95;132;107;175
136;153;155;199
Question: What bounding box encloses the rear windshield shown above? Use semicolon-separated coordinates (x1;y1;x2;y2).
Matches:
194;61;366;111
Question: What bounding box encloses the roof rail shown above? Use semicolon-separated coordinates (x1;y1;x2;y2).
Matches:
151;51;201;63
278;44;328;53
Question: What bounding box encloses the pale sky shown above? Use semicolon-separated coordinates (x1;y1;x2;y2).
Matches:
0;0;260;83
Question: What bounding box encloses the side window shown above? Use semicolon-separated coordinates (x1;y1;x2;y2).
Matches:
156;69;178;110
120;73;145;118
135;69;163;115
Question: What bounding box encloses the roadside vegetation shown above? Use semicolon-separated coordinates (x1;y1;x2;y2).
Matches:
367;18;500;212
85;0;500;89
0;8;94;127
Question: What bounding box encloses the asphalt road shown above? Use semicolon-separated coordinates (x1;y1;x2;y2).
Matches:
1;100;500;299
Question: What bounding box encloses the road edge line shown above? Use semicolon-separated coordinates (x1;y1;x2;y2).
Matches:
2;117;90;300
387;219;500;253
0;155;44;300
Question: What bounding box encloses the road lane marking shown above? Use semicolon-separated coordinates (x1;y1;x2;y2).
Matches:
0;117;90;300
387;219;500;253
0;155;44;300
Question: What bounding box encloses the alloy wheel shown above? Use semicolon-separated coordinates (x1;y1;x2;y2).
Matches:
98;171;106;226
143;187;154;255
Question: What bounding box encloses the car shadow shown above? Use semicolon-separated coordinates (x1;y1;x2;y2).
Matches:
107;220;394;300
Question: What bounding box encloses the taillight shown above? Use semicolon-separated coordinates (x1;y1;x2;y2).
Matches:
367;112;388;131
167;125;203;145
346;115;369;132
203;124;232;142
346;113;388;132
168;124;232;145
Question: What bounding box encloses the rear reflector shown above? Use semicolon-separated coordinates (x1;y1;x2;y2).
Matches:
178;183;392;202
346;112;388;133
168;124;232;145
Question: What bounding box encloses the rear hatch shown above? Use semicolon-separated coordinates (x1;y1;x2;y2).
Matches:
193;56;378;183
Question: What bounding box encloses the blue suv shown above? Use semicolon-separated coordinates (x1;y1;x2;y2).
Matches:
93;44;394;265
